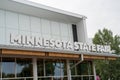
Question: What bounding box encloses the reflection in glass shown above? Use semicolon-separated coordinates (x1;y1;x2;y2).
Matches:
88;62;93;75
45;60;67;77
45;60;54;76
61;61;67;76
77;61;93;75
16;58;33;77
2;58;15;78
70;61;76;75
53;62;61;76
0;58;94;80
37;59;44;76
0;57;1;78
77;62;88;75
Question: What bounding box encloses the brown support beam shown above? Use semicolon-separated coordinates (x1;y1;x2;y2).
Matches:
2;49;45;56
84;55;116;60
49;52;80;58
1;49;80;59
1;49;117;60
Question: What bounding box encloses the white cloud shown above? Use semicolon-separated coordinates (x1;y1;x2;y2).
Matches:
29;0;120;38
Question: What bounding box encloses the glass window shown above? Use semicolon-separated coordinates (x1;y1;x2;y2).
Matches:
61;60;67;76
45;60;67;77
45;60;54;76
78;62;88;75
77;61;93;75
2;58;15;78
53;61;61;76
37;59;44;76
70;61;76;75
88;61;93;75
0;57;1;78
16;58;33;77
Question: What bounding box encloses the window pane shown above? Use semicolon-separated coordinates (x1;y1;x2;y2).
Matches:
77;62;88;75
70;61;76;75
45;60;54;76
0;57;1;78
37;59;44;76
16;58;33;77
2;58;15;78
61;60;67;76
88;62;93;75
77;61;93;75
45;60;67;77
53;62;61;76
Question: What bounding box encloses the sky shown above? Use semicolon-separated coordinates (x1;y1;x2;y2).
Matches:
29;0;120;38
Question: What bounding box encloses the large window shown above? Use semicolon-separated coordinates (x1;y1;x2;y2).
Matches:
16;58;33;77
71;61;94;80
37;59;67;80
77;61;93;75
70;60;77;75
2;58;15;78
45;60;67;77
37;59;44;76
0;57;1;78
1;57;33;80
0;57;94;80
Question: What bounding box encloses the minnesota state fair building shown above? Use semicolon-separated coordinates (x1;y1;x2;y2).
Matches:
0;0;118;80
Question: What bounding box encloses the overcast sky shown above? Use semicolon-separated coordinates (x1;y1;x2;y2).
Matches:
29;0;120;38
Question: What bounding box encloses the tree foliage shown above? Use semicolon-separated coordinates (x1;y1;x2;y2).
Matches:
93;28;120;80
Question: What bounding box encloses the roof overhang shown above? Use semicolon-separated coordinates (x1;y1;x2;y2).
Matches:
0;44;119;60
0;0;86;23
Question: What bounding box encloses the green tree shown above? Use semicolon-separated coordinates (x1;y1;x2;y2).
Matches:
93;28;120;80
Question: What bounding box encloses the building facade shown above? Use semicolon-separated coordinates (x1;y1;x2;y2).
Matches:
0;0;118;80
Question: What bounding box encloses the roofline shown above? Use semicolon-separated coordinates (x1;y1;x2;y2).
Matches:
12;0;87;19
